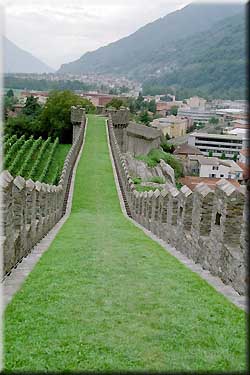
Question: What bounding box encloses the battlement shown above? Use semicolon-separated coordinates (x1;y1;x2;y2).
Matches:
1;109;86;276
108;116;247;295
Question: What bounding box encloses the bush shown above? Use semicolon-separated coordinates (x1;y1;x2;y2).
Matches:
132;177;142;184
137;148;183;179
150;176;165;184
161;142;175;153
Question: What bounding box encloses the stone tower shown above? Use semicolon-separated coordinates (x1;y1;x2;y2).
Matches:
71;105;85;143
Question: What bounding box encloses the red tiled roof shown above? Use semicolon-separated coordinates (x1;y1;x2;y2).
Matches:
240;148;250;156
237;162;250;179
173;143;203;155
179;176;241;191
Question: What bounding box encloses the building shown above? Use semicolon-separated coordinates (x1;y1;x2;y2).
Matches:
215;108;247;126
173;143;203;174
186;96;207;109
124;122;162;156
188;132;243;159
173;143;203;159
237;148;250;183
177;96;217;123
156;101;182;116
231;119;249;129
151;116;188;138
187;155;243;180
177;107;217;122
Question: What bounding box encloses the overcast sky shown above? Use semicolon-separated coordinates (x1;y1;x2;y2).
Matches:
1;0;245;70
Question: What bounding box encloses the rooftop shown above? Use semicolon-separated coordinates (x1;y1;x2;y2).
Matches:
189;132;243;140
126;122;162;140
188;155;243;171
179;176;241;191
173;143;202;155
240;148;250;156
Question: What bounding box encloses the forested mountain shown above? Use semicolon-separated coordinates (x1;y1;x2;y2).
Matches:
143;11;246;99
58;3;243;76
4;37;54;74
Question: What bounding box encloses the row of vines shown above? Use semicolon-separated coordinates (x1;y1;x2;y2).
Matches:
3;134;64;185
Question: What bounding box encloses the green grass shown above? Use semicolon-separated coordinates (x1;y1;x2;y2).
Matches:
136;149;183;178
136;185;162;192
4;114;246;372
150;176;165;184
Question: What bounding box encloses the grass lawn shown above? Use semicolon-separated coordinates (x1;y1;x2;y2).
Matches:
4;114;246;372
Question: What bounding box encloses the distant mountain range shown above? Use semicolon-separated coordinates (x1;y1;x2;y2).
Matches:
58;2;246;99
4;37;54;74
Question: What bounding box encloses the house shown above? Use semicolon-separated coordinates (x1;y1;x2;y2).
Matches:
237;148;250;182
124;122;162;156
151;116;188;138
187;155;243;181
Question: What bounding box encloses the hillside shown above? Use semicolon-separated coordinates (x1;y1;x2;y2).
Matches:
4;37;54;74
58;2;244;80
143;12;246;99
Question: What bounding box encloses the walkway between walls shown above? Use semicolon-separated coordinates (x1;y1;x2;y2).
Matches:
4;115;246;373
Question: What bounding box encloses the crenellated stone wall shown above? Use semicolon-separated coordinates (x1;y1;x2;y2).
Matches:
1;109;86;276
108;115;247;295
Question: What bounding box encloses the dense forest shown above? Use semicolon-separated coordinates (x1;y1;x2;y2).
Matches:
142;12;246;99
4;76;97;92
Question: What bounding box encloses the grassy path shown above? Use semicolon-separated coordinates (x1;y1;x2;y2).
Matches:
4;115;246;372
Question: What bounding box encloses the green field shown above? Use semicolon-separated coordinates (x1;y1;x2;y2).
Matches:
4;115;246;372
3;134;70;184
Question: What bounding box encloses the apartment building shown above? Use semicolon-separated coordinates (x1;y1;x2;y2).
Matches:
151;116;188;138
188;132;243;159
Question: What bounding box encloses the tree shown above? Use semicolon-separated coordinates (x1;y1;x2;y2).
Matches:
233;152;238;161
5;115;42;138
161;141;175;153
6;89;14;98
220;152;226;160
209;117;219;124
40;90;95;143
148;99;156;114
126;97;136;114
135;92;145;111
106;98;125;110
169;105;178;116
108;88;118;95
208;150;213;157
139;111;152;126
22;96;42;117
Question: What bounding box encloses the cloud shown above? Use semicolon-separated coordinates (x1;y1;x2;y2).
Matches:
4;0;244;70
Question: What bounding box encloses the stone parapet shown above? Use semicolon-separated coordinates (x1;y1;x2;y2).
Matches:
108;117;247;295
1;110;86;276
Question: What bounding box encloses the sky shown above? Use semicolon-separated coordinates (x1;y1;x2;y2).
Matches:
1;0;246;70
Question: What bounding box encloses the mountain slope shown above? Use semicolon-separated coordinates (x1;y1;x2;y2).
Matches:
143;12;246;99
58;2;244;78
4;37;54;74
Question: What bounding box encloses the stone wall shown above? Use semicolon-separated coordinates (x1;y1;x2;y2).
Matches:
108;116;247;295
1;111;86;276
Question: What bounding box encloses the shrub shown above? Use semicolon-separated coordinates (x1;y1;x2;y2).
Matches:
137;148;183;179
132;177;142;184
150;176;165;184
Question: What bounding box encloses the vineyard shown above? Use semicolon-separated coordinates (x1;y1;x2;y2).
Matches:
3;134;71;185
